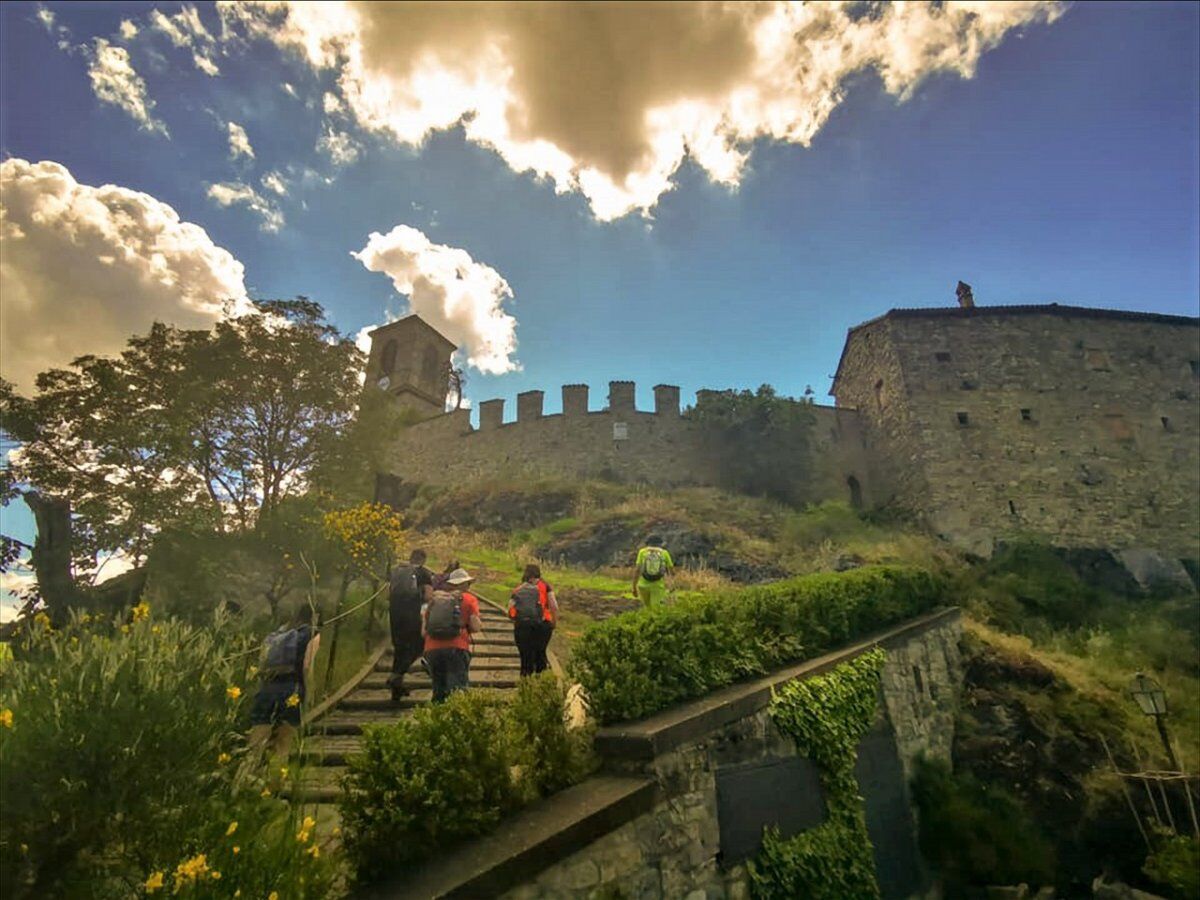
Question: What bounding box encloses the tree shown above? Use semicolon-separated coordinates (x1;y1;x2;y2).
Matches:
687;385;817;505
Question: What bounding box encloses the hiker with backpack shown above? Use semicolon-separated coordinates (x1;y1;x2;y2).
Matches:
422;567;484;703
508;564;558;676
387;549;435;704
431;559;461;591
247;606;320;762
632;534;675;607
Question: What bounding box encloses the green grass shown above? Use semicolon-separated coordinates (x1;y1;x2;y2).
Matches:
307;586;386;704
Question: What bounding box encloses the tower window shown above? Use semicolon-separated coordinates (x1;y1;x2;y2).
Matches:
1162;416;1173;432
1008;499;1018;516
956;411;969;426
1020;408;1032;421
935;352;951;363
874;379;884;408
380;340;398;375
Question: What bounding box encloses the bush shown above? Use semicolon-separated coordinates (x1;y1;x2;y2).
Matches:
568;565;947;724
0;608;341;898
339;673;594;885
911;757;1056;893
1144;829;1200;900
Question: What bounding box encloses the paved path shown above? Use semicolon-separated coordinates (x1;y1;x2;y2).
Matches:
290;603;518;806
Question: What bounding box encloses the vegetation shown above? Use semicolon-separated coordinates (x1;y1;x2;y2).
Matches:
0;607;341;898
339;673;594;884
569;565;946;723
749;649;886;900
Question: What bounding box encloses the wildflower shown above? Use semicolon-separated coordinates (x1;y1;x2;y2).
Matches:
279;765;289;780
0;709;13;728
121;624;131;635
247;665;258;679
269;892;279;900
217;752;232;765
70;635;79;645
226;821;238;837
226;685;242;701
144;870;165;893
285;693;301;708
212;871;221;881
302;815;316;830
131;601;150;622
295;826;311;843
172;854;210;891
305;843;320;859
232;846;240;855
332;826;341;836
20;843;28;854
261;787;272;798
152;625;161;635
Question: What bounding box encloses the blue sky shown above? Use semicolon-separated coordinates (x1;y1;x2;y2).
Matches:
1;1;1198;579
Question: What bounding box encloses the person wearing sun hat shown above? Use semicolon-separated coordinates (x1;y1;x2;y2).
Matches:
421;567;484;702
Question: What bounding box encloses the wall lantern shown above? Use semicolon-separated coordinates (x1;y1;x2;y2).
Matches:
1128;672;1168;718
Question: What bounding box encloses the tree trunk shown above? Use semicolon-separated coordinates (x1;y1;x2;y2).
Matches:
24;491;81;624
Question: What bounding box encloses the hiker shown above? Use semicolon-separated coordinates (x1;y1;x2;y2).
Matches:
508;564;558;676
247;606;320;762
632;534;674;607
421;567;483;703
431;559;461;591
387;549;434;703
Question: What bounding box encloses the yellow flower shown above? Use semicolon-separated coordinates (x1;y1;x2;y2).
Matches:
302;815;316;831
305;843;320;859
279;766;289;779
152;625;161;635
232;846;240;855
171;854;210;891
20;843;28;854
226;685;242;701
211;871;221;881
269;892;279;900
0;709;13;728
285;693;301;708
144;870;165;893
121;624;131;635
70;635;79;645
131;601;150;622
296;827;311;843
247;666;258;679
226;821;238;837
332;826;341;836
261;787;272;798
217;752;232;765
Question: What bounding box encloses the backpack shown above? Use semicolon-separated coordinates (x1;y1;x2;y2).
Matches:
426;590;463;640
262;626;306;678
639;547;667;582
511;582;544;624
389;565;422;612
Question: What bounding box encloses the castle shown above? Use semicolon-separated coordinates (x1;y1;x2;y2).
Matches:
366;300;1200;563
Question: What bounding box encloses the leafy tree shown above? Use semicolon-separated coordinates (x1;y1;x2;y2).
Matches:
687;384;816;505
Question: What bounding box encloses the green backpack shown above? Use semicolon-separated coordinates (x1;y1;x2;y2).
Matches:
640;547;667;582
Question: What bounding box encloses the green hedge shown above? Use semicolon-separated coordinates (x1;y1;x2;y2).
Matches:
339;673;595;884
568;565;946;724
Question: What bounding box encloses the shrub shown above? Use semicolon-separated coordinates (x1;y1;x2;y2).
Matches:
0;608;342;898
569;565;946;724
339;673;594;885
1144;829;1200;900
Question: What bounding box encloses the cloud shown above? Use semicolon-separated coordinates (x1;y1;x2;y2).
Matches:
0;159;250;393
227;121;255;159
88;38;168;134
119;19;139;41
261;170;288;196
150;5;220;75
206;181;285;231
219;0;1064;220
317;124;360;165
352;225;518;374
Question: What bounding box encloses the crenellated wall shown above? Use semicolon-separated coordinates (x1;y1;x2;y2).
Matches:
381;381;875;507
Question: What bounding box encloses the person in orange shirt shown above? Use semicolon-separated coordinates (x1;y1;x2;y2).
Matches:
421;568;483;703
508;564;558;676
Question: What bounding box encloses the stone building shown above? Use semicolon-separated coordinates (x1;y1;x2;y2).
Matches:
369;301;1200;561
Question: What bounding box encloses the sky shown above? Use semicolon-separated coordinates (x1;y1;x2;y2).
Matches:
1;1;1198;593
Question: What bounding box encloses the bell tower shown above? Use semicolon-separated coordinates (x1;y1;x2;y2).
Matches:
365;315;457;417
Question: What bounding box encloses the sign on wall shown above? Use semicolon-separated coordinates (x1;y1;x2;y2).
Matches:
715;755;827;867
613;421;628;441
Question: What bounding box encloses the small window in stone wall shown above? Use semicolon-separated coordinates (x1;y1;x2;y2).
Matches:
935;352;951;363
1020;408;1033;422
956;411;969;426
874;379;884;409
1161;416;1173;432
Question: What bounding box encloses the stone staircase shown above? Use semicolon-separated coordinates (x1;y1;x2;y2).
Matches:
292;602;518;806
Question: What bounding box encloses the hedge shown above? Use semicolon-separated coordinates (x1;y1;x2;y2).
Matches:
568;565;947;724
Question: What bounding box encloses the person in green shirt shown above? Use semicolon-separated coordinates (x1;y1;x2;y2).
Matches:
632;535;674;607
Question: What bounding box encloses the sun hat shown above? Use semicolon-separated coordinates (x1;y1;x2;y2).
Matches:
444;568;474;586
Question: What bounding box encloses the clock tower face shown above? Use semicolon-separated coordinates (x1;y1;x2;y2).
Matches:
376;375;391;391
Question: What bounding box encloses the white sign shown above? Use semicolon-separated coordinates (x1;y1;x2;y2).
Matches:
613;421;628;441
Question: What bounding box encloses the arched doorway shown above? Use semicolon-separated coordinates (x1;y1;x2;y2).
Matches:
847;475;863;510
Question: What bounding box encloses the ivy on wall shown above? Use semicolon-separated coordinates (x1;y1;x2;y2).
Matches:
749;647;887;900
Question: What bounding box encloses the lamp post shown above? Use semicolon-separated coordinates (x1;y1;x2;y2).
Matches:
1129;672;1182;772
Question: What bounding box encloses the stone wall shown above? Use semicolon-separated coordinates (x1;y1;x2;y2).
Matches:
384;382;876;508
834;308;1200;557
500;610;963;900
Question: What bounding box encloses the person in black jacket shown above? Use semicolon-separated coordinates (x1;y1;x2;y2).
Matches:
387;549;434;703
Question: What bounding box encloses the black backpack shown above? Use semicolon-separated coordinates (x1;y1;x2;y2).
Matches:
426;590;463;640
511;583;543;624
262;626;306;678
389;565;422;612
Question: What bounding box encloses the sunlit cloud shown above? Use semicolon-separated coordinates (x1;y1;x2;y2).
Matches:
227;121;255;159
88;38;168;135
206;181;285;231
149;5;220;76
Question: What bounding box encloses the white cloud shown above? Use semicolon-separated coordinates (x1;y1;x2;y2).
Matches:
261;170;288;196
352;225;518;375
0;159;251;393
322;91;344;114
150;5;220;76
317;124;360;165
35;6;56;31
219;0;1064;220
88;38;168;135
119;19;139;41
206;181;285;231
227;121;255;159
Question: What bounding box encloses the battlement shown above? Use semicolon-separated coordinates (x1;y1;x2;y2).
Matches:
474;380;686;431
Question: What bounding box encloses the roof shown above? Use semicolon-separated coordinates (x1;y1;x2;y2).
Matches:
830;303;1199;395
367;314;458;349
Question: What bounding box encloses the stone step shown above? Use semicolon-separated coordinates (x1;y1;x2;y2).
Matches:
300;735;363;766
375;649;518;673
342;685;515;711
319;711;411;735
282;766;347;804
360;671;520;691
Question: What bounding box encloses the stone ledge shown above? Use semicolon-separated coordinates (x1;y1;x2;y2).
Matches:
362;775;656;900
594;607;962;762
